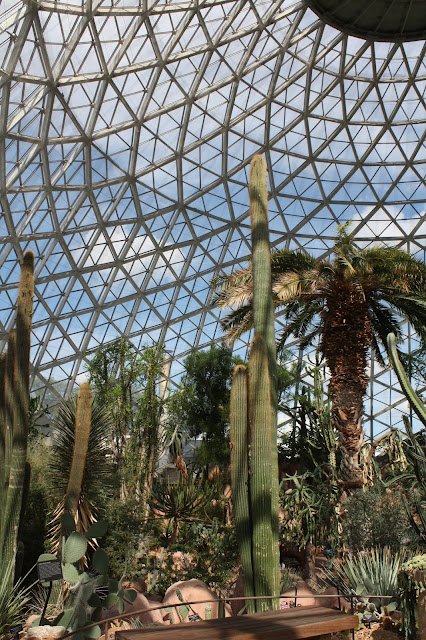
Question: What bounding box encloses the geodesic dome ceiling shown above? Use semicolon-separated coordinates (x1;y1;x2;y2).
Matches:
0;0;425;436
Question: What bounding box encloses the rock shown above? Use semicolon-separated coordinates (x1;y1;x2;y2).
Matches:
123;577;146;593
101;592;166;626
147;593;163;602
25;615;40;629
162;579;232;622
371;628;401;640
24;626;66;640
280;579;316;608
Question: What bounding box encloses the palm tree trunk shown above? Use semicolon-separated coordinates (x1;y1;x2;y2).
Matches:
322;292;372;489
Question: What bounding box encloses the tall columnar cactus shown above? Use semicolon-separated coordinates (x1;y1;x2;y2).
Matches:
0;251;34;587
249;155;280;551
1;331;16;526
249;335;278;610
0;352;6;518
64;383;92;518
229;364;255;609
230;155;280;612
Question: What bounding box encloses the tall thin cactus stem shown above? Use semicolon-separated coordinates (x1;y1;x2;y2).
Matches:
229;156;280;612
249;155;280;548
230;364;255;611
0;353;7;524
249;335;278;611
64;382;92;518
1;251;34;587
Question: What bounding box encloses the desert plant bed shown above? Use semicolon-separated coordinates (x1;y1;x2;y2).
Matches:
115;606;358;640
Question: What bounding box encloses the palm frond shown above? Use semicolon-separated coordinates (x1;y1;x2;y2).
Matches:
270;248;316;274
210;266;253;308
357;246;426;290
273;268;320;302
221;305;254;344
381;295;426;343
276;304;321;353
369;301;402;366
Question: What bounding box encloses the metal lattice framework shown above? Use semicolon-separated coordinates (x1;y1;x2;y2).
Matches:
0;0;425;437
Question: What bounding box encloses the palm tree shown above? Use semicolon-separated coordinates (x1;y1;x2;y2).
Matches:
212;225;426;487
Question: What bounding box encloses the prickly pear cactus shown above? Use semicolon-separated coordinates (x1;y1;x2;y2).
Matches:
35;518;137;638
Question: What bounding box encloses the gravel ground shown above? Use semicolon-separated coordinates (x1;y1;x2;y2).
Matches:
332;622;402;640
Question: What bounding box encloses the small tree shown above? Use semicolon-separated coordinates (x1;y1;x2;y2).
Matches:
87;339;166;501
167;345;242;473
167;344;296;474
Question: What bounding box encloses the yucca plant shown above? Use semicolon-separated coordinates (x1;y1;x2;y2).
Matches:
0;561;35;639
320;547;408;609
48;391;114;559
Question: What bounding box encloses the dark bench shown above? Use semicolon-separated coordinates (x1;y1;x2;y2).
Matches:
115;605;358;640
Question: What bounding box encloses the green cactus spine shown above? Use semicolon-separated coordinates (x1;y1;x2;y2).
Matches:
1;251;34;586
229;155;280;612
230;364;255;611
387;332;426;427
64;382;92;518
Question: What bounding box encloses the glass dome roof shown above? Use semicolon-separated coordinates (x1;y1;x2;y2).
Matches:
0;0;425;436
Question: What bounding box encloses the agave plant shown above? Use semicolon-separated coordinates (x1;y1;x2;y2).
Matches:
150;474;215;544
0;561;35;639
320;547;408;608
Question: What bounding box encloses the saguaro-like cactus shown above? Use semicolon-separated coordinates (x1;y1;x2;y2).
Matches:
249;335;277;610
249;154;280;565
0;352;7;517
64;382;92;517
229;364;255;608
230;156;280;612
0;251;34;587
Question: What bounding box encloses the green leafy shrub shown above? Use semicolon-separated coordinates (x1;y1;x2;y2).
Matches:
103;497;154;580
184;521;238;591
343;485;417;551
19;443;54;585
142;522;238;597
